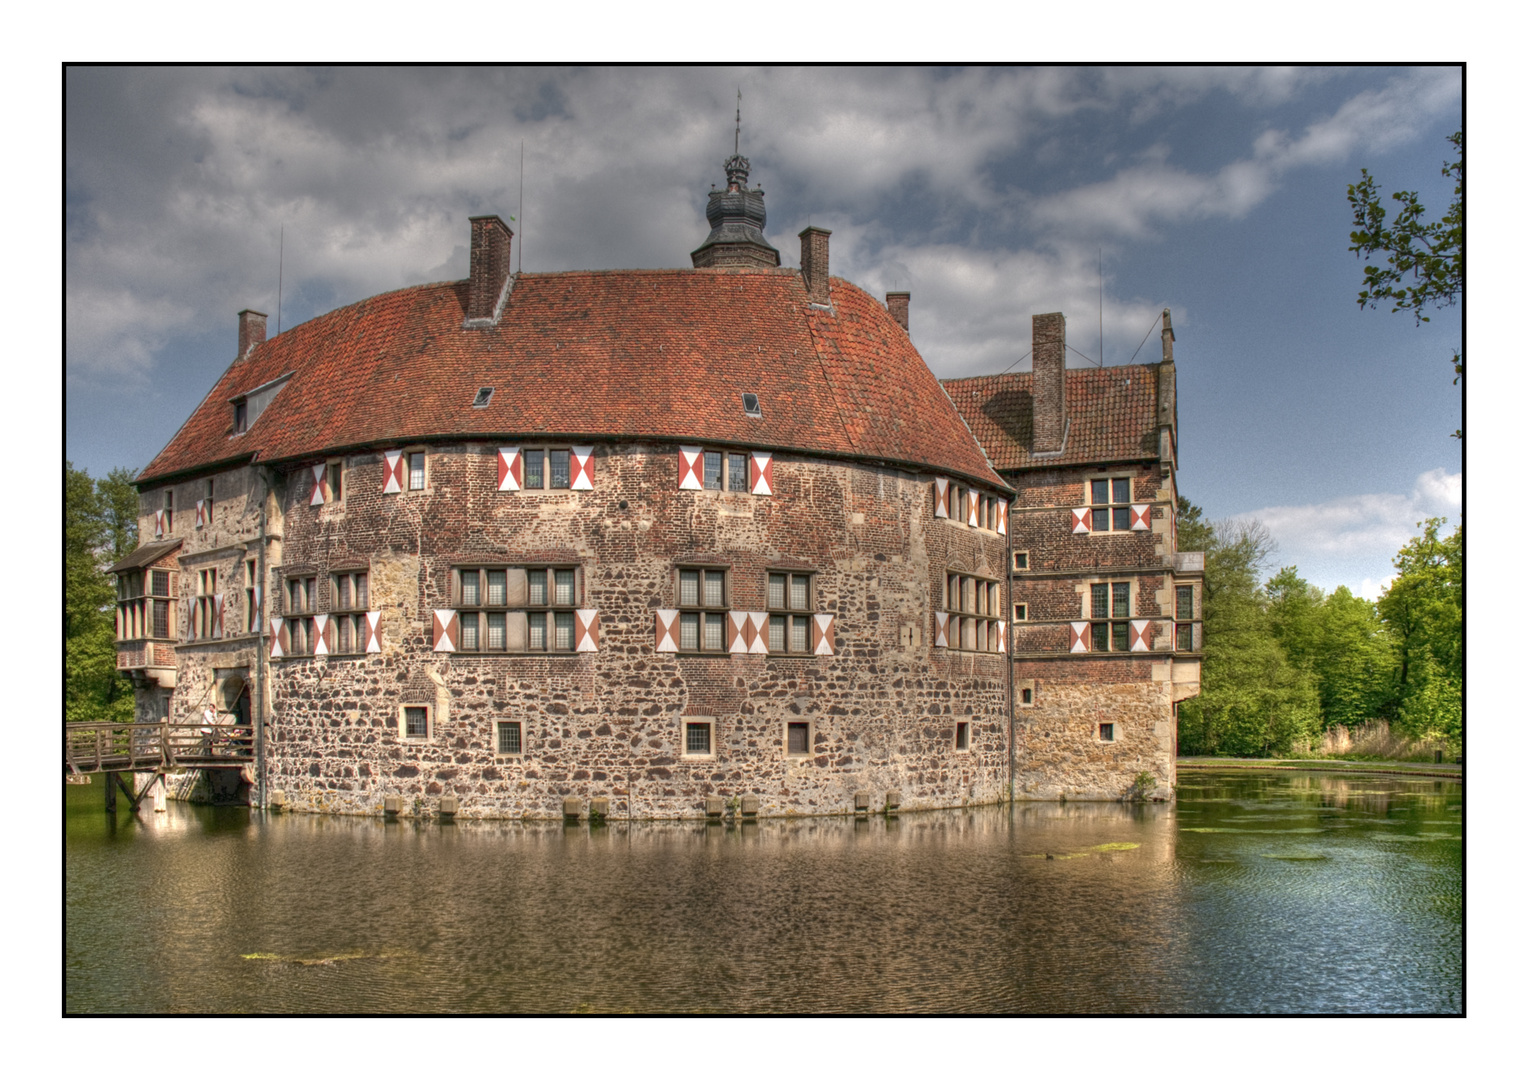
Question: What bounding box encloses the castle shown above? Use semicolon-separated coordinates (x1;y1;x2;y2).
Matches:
109;151;1201;818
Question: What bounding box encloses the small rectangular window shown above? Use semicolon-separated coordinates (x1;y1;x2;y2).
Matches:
769;614;785;653
787;721;811;755
549;449;571;489
1089;476;1134;532
728;452;748;492
488;570;506;606
684;720;713;756
408;452;426;491
327;460;343;503
1099;722;1115;742
1013;603;1027;622
233;400;248;432
1176;585;1194;621
404;706;430;740
524;450;544;490
1013;551;1029;572
1020;687;1034;706
151;570;170;596
1112;582;1130;619
497;720;522;755
152;599;169;638
790;616;809;653
703;451;723;490
955;721;970;751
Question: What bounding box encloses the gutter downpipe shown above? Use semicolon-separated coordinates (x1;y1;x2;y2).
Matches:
254;467;270;809
1006;490;1015;807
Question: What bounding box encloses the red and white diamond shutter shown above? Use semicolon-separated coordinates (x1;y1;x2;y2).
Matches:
497;447;522;491
432;610;459;652
997;501;1008;535
750;451;773;496
570;447;595;491
195;499;207;529
933;611;949;648
655;609;680;652
812;614;835;656
313;613;330;656
154;510;165;538
383;450;405;494
1072;508;1091;534
933;478;950;518
995;619;1007;654
252;585;262;625
269;617;286;659
1130;505;1151;531
748;612;769;654
726;611;747;653
1130;620;1152;651
967;492;980;528
310;464;327;506
678;447;704;490
1070;621;1090;652
364;611;382;653
574;610;600;651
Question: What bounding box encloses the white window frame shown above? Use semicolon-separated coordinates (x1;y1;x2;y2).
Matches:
682;717;716;759
400;704;432;742
784;719;813;757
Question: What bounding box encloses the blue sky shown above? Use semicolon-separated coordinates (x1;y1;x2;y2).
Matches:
64;66;1461;598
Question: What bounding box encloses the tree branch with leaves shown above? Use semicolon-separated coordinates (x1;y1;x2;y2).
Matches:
1348;129;1462;438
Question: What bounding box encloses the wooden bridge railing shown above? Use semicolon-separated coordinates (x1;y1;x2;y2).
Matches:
65;722;254;776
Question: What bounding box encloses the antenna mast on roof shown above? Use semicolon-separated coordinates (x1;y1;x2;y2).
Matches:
518;140;524;275
735;87;742;155
1097;247;1104;368
277;225;284;336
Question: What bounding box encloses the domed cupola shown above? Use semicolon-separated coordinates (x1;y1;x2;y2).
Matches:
690;151;781;269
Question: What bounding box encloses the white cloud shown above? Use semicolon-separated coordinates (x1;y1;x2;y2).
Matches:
1027;67;1459;240
1235;468;1460;597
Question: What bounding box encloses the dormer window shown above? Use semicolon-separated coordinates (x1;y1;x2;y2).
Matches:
228;372;292;439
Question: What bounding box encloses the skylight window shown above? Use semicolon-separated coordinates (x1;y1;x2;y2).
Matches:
473;387;494;408
741;392;762;418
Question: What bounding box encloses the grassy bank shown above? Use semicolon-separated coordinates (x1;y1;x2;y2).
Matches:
1178;756;1461;780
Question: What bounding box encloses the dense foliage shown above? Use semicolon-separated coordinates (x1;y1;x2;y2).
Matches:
65;462;139;725
1348;129;1462;438
1177;496;1462;757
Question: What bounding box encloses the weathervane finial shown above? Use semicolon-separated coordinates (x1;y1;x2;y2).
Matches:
735;87;742;156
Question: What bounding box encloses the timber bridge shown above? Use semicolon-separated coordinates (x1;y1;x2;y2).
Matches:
65;722;254;812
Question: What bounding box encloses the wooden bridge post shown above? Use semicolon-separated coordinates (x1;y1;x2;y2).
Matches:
104;772;117;814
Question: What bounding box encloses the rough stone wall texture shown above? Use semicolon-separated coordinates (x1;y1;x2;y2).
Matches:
1004;458;1181;800
260;442;1012;819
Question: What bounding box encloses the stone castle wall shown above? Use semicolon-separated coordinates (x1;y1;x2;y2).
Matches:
257;440;1012;819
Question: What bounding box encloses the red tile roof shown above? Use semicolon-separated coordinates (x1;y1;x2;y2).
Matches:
942;365;1162;471
139;269;1007;491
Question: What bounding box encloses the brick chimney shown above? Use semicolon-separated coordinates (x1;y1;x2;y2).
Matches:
238;309;267;358
886;292;910;332
1032;312;1067;454
799;226;831;305
466;215;514;324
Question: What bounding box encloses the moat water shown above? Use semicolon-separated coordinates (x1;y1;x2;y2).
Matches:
65;770;1461;1014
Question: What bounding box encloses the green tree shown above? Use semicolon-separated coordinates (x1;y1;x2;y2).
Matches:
1378;518;1461;742
65;462;138;725
1176;519;1320;757
1348;129;1462;438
